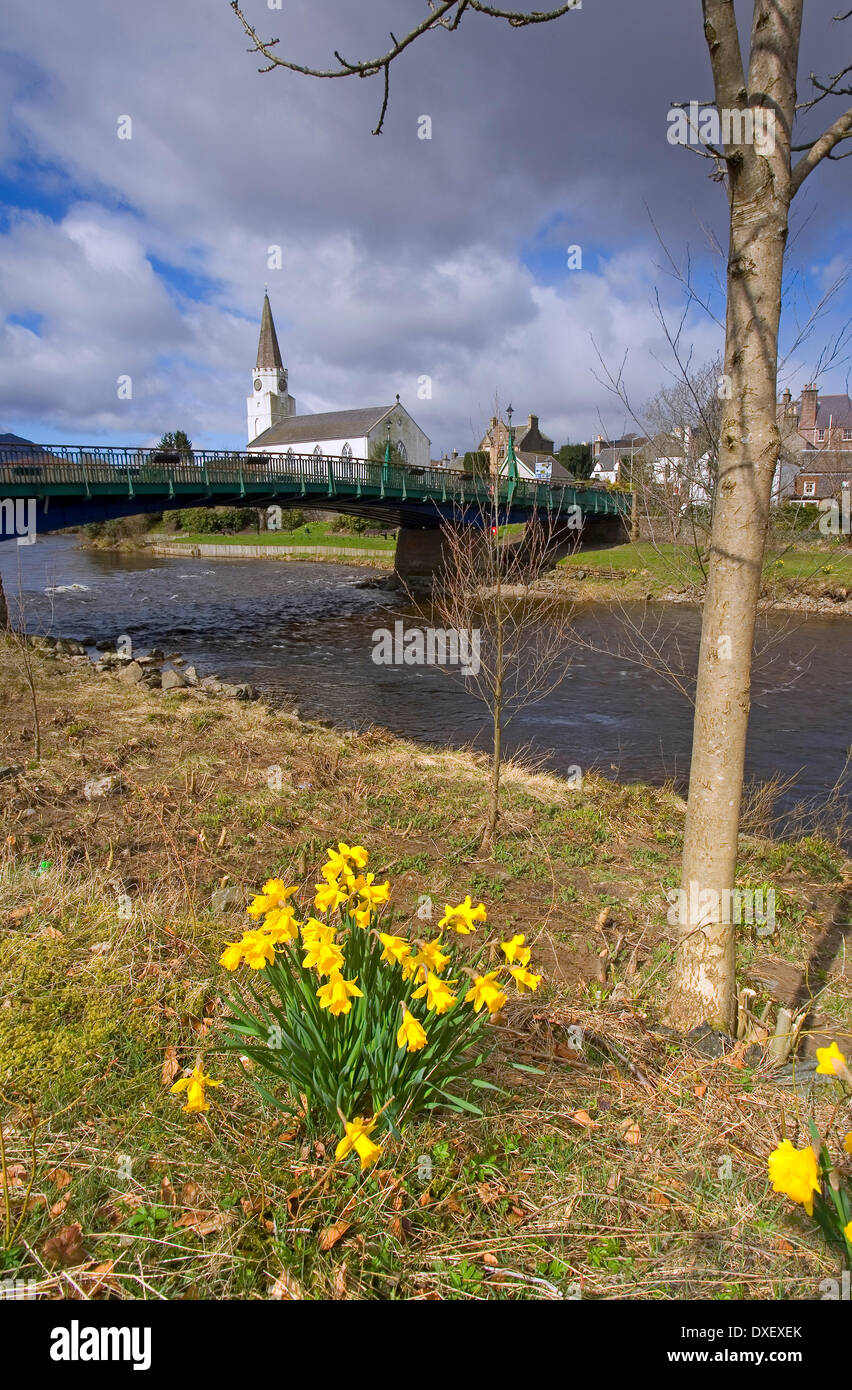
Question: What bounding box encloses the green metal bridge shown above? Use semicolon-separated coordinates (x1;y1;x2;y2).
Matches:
0;442;630;542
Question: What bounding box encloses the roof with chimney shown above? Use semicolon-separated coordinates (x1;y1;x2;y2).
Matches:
255;292;284;370
249;406;396;450
810;394;852;429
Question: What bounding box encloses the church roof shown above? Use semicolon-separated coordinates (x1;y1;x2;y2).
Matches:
256;293;284;370
249;405;396;448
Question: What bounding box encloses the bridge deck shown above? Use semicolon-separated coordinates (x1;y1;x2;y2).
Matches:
0;444;630;538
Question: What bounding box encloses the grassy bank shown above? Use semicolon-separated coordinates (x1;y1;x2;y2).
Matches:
560;539;852;608
152;522;396;552
1;640;851;1299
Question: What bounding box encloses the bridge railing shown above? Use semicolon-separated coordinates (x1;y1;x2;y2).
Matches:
0;444;629;515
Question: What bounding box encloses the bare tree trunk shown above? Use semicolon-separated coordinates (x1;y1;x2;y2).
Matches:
666;0;800;1031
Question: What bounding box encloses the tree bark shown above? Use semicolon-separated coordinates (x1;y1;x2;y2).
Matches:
666;0;802;1031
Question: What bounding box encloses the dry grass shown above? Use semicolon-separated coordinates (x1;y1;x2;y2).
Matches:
1;638;851;1300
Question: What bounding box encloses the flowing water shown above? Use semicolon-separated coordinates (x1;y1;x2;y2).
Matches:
1;534;849;829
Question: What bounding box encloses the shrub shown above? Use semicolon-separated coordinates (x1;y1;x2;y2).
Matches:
218;844;543;1167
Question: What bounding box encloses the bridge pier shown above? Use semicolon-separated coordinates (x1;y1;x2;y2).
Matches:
393;524;451;588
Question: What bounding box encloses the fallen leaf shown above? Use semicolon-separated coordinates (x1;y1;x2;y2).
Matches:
47;1168;71;1190
160;1178;176;1206
621;1121;642;1146
481;1252;499;1267
268;1271;303;1300
50;1196;71;1219
571;1109;600;1129
318;1219;351;1252
332;1261;348;1300
2;1163;26;1190
8;905;34;924
179;1180;200;1206
648;1188;671;1207
694;1083;708;1099
43;1222;87;1266
174;1209;236;1238
160;1046;180;1087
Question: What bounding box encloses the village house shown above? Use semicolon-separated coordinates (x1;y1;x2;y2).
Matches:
478;413;575;483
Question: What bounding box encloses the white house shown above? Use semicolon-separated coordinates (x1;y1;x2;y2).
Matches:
245;294;431;468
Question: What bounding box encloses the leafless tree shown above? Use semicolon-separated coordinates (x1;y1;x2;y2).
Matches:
428;493;578;849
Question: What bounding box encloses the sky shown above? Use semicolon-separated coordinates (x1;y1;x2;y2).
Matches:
0;0;849;455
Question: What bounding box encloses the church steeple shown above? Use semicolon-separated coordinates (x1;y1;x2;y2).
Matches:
256;290;283;370
247;291;296;442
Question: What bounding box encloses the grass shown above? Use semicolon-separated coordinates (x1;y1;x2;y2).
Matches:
560;538;852;603
154;522;396;551
1;639;851;1299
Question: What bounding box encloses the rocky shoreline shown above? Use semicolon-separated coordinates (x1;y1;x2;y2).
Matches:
23;633;284;707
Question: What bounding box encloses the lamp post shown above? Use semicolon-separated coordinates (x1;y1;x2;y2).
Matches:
505;402;518;508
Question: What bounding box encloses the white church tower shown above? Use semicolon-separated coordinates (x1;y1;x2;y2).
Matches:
246;292;296;442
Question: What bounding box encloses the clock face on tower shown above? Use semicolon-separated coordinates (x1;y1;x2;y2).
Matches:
254;379;262;392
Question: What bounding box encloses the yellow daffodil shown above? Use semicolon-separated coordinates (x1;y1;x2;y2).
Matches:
240;930;277;970
844;1133;852;1155
397;1008;428;1053
465;971;507;1015
767;1140;821;1215
301;916;336;947
263;907;301;942
314;879;350;913
411;937;451;975
323;843;369;880
247;879;299;918
501;933;531;966
219;938;247;971
219;930;275;971
845;1219;852;1245
815;1041;847;1076
350;872;390;907
316;971;363;1016
379;933;411;966
351;904;373;930
510;965;541;993
170;1061;222;1114
302;936;345;977
439;895;487;934
412;971;457;1015
335;1115;382;1170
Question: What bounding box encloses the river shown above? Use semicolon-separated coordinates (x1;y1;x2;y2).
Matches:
1;533;848;831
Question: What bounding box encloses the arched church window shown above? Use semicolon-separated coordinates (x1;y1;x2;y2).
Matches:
313;445;324;462
395;439;408;462
341;442;352;460
285;449;295;466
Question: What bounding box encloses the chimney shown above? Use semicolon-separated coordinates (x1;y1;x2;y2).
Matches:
528;414;538;429
594;434;605;459
800;384;818;431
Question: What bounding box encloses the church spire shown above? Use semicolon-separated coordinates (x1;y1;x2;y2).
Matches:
256;291;283;370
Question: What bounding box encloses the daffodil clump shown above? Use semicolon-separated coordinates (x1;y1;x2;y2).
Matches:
767;1042;852;1259
220;845;542;1167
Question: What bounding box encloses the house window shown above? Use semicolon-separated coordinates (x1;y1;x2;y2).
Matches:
395;439;408;462
802;479;816;497
844;428;852;440
313;445;323;459
340;442;352;460
817;429;826;441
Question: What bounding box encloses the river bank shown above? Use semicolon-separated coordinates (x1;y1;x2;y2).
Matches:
1;635;851;1299
77;528;852;618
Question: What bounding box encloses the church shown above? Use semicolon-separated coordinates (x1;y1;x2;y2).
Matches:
245;294;431;468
